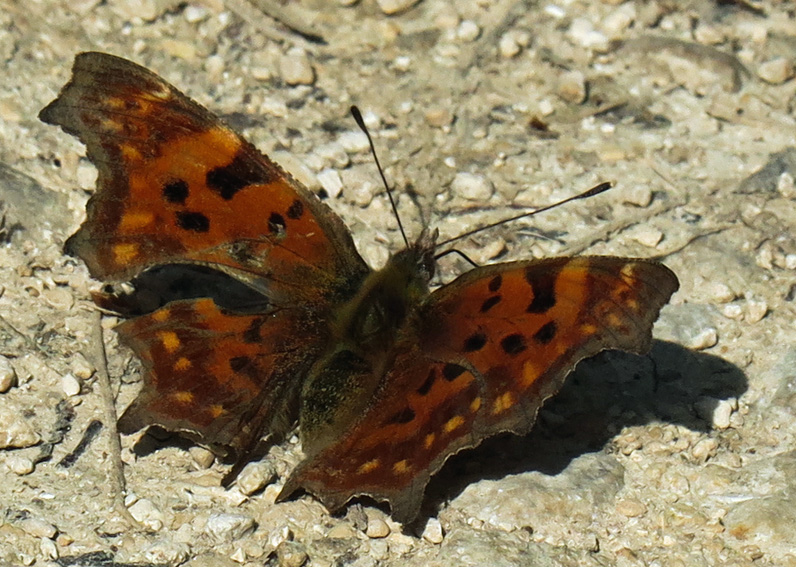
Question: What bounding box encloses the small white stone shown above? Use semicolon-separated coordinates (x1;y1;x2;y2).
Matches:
687;327;718;350
236;462;276;495
721;303;743;319
77;161;97;190
276;541;308;567
425;107;454;127
757;57;794;85
558;70;587;104
6;455;34;475
393;56;411;71
745;299;768;323
20;518;57;539
630;226;663;248
615;499;647;518
70;354;95;379
785;254;796;270
337;131;370;153
61;373;81;397
128;499;164;531
184;4;209;23
422;518;444;544
622;184;653;208
777;172;796;198
691;437;719;461
451;172;494;201
0;355;17;393
188;446;215;469
498;33;521;58
206;513;256;542
0;406;40;449
315;142;350;169
268;525;293;549
279;51;315;86
568;18;609;50
40;538;58;560
230;547;246;563
705;282;735;303
375;0;420;15
365;517;390;538
712;399;734;430
317;169;344;199
456;20;480;42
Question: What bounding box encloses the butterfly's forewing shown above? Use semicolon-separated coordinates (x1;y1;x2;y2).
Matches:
281;257;678;522
39;52;367;297
40;53;371;473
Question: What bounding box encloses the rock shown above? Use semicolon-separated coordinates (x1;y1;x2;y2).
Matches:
60;373;81;397
205;513;256;542
456;20;480;42
236;462;276;495
451;172;494;201
317;169;344;199
0;355;17;392
421;518;444;544
0;404;40;449
558;70;587;104
365;516;390;538
375;0;421;15
128;499;164;531
279;51;315;86
757;57;794;85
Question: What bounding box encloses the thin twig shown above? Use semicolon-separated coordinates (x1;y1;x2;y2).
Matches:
89;310;137;525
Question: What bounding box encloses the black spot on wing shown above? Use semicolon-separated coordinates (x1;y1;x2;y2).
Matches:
417;369;436;396
463;332;487;352
442;363;466;381
287;199;304;220
525;269;557;313
243;318;264;343
500;333;527;355
488;275;502;292
229;356;251;372
206;152;272;200
386;407;415;425
533;321;557;344
480;295;501;313
176;211;210;232
163;180;189;204
268;213;286;234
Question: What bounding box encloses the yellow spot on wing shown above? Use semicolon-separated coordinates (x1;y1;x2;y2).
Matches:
113;243;139;266
521;360;542;388
393;460;411;474
173;391;193;404
492;392;515;414
152;309;170;322
357;459;380;475
158;331;180;353
444;415;465;433
120;211;156;230
580;323;598;335
174;357;191;371
424;433;435;449
470;397;482;413
120;144;142;162
209;404;225;418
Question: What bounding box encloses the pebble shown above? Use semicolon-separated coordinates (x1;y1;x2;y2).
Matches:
705;282;735;303
60;373;81;397
721;303;743;319
188;446;215;469
326;523;358;539
0;405;41;449
365;516;391;538
622;184;653;207
757;57;794;85
691;437;719;461
456;20;480;42
568;18;609;50
40;538;58;560
268;525;293;549
777;171;796;199
317;169;344;199
7;455;35;475
236;462;276;495
205;513;256;542
712;399;735;430
375;0;420;15
128;499;164;531
337;131;370;153
425;107;454;128
629;226;663;248
558;70;587;104
20;518;57;539
70;354;95;379
498;33;521;58
315;142;350;169
687;327;718;350
451;172;494;201
276;541;308;567
745;299;768;323
615;499;647;517
0;355;17;392
421;518;444;544
279;51;315;86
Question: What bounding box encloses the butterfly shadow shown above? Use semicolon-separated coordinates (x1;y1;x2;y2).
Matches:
417;340;748;525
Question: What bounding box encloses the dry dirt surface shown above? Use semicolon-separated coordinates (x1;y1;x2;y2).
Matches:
2;0;796;566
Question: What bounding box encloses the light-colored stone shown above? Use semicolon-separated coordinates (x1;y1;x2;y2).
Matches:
337;131;370;153
279;51;315;86
20;518;57;539
498;33;521;58
236;462;276;495
558;70;587;104
746;299;768;323
451;172;494;201
6;455;35;475
616;499;647;517
317;169;344;199
757;57;794;85
622;184;653;207
128;499;164;531
425;107;454;128
205;513;256;542
276;541;307;567
691;437;719;461
629;226;663;248
0;405;40;449
60;373;81;397
188;447;215;469
422;518;444;544
375;0;420;15
365;516;390;538
456;20;480;42
0;355;17;392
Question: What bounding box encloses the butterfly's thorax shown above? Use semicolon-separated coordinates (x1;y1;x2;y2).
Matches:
298;237;436;457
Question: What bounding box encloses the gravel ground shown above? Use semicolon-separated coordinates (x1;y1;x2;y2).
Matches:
2;1;796;566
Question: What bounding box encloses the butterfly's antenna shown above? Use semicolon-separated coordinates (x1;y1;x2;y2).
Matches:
351;105;409;248
436;181;613;249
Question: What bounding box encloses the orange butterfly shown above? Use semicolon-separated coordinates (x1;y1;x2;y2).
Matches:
41;52;678;522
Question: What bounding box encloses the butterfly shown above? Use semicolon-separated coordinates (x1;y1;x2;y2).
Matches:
40;52;679;523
